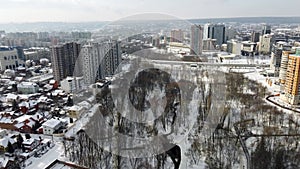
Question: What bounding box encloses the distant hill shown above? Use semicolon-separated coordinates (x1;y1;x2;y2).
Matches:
1;17;300;32
188;17;300;24
0;22;108;33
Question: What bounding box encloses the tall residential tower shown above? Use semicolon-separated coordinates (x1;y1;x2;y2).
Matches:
283;50;300;105
51;42;81;82
81;40;121;84
190;25;203;56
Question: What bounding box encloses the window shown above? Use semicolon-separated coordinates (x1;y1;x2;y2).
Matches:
4;56;7;60
15;55;17;59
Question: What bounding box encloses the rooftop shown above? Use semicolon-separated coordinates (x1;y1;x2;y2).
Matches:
18;82;38;86
23;138;36;145
42;118;61;129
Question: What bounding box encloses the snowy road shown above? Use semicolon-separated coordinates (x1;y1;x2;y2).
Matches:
25;142;65;169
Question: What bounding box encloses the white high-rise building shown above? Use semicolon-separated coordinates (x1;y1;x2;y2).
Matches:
81;41;121;85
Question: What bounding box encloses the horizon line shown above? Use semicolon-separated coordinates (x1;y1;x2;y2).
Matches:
1;16;300;24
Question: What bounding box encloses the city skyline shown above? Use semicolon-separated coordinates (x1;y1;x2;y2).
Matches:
1;0;300;23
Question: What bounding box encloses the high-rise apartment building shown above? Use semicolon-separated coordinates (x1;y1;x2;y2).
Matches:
203;23;226;46
283;50;300;105
270;42;292;76
81;41;121;85
170;29;184;43
279;51;292;85
51;42;81;82
190;25;203;56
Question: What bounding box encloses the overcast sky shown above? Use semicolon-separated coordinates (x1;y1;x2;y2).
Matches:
0;0;299;23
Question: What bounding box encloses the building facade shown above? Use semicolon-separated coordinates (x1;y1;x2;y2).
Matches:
51;42;81;82
241;41;257;56
279;51;292;85
283;53;300;105
170;29;184;43
190;25;203;56
60;76;84;93
0;47;25;71
262;25;271;35
227;39;241;55
17;82;39;94
203;23;226;46
259;34;274;55
81;41;121;85
203;39;217;51
251;31;260;43
270;42;292;76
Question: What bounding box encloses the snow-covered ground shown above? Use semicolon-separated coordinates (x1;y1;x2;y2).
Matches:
25;141;65;169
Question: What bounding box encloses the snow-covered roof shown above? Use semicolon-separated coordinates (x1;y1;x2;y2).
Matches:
0;136;16;147
0;157;11;168
15;77;24;82
18;95;29;100
41;138;51;144
19;102;29;108
6;93;18;100
17;82;38;88
51;90;64;97
42;118;61;129
0;117;13;124
14;123;24;129
38;96;48;103
49;80;56;85
15;115;31;123
18;100;38;108
66;105;83;112
23;138;36;145
31;113;42;121
8;81;16;85
27;119;36;128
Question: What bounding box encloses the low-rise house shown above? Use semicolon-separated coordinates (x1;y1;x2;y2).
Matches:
5;94;19;103
22;138;39;151
14;119;36;133
66;105;84;118
19;100;39;114
42;118;62;135
17;82;39;94
14;113;43;133
0;136;17;152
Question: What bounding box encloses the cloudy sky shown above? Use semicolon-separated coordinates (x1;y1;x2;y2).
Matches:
0;0;299;23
